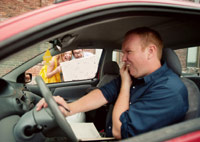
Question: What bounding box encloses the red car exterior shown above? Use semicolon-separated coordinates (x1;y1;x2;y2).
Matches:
1;0;200;142
1;0;200;42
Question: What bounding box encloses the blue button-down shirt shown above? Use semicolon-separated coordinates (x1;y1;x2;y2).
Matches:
99;63;188;138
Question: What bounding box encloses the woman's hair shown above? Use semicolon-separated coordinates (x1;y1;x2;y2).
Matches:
56;53;65;63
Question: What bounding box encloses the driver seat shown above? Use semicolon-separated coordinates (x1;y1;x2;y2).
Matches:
97;61;120;87
162;48;200;120
86;61;120;131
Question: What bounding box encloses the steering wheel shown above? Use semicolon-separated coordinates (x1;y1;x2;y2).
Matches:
35;76;77;142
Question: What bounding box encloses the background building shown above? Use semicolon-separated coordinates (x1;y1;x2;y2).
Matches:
0;0;54;22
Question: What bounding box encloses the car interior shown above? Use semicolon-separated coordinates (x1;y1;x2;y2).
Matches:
1;2;200;142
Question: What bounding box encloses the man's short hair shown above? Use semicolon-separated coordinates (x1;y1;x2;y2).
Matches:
125;27;163;60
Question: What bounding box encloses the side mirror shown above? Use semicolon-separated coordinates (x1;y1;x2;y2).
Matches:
17;73;32;83
25;73;32;83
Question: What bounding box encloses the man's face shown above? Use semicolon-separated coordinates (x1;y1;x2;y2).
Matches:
122;34;149;78
73;49;84;59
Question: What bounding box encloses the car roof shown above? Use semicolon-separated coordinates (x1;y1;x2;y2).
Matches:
0;0;200;59
0;0;200;41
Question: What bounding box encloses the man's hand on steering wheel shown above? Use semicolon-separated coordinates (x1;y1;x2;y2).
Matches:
35;76;77;142
36;96;71;117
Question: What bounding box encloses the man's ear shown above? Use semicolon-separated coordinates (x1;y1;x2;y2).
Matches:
147;44;156;60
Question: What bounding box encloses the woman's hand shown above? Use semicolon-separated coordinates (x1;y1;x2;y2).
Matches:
36;96;71;117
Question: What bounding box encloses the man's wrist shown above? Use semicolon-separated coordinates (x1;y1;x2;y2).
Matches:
121;81;131;89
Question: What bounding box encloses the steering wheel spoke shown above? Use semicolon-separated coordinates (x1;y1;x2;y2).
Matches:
35;76;77;142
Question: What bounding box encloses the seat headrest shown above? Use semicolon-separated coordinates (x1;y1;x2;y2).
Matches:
103;61;119;75
162;48;182;76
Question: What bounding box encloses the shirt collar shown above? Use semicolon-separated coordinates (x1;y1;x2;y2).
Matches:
143;62;168;84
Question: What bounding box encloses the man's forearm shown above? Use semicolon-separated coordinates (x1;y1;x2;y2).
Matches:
68;89;108;115
112;85;130;139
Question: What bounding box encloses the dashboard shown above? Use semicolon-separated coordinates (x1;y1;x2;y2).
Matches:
0;78;40;120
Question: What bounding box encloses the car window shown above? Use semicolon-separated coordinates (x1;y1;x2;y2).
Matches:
0;42;51;77
112;50;123;68
27;49;102;84
175;46;200;77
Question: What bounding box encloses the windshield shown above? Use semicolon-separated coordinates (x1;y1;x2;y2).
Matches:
0;42;51;77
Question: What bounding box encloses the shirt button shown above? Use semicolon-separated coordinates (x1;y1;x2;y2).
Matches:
132;86;135;89
130;102;132;105
109;126;111;129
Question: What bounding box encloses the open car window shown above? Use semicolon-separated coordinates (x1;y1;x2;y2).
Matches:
175;46;200;77
0;42;51;78
112;50;123;68
26;49;102;84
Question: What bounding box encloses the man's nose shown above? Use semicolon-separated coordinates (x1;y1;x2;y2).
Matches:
122;54;127;62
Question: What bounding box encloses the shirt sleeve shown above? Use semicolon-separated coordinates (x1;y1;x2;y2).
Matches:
120;81;188;138
99;77;121;103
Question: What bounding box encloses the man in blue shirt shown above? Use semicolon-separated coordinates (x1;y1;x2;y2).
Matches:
37;27;188;139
